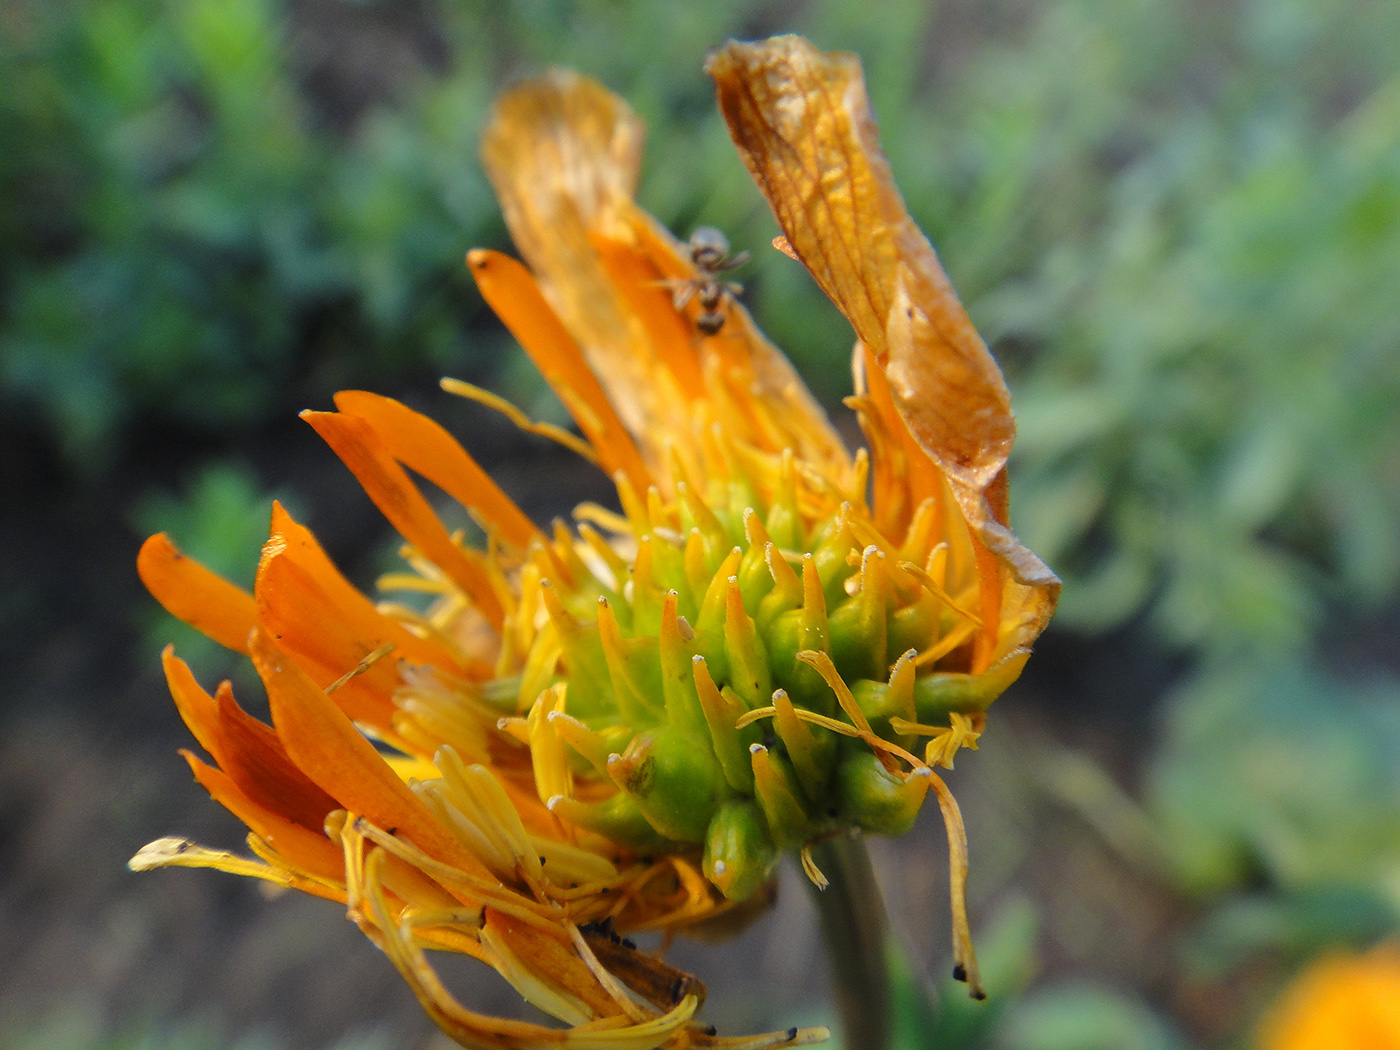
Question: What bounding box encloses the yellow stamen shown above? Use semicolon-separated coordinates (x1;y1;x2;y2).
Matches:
442;377;600;464
899;560;984;627
926;773;984;1000
799;845;828;890
913;620;979;668
325;642;396;695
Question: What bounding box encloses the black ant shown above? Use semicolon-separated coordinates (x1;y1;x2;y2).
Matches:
662;227;749;336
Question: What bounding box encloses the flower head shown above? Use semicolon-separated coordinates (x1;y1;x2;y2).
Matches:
133;35;1057;1048
1255;944;1400;1050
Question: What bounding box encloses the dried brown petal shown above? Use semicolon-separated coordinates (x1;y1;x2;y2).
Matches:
709;35;1057;677
707;36;1014;499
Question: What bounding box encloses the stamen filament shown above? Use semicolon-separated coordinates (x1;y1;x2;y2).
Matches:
442;378;600;464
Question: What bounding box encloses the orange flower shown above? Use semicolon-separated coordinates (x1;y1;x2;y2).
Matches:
133;34;1057;1048
1256;944;1400;1050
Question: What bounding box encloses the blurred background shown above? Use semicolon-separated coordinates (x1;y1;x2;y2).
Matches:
3;0;1399;1047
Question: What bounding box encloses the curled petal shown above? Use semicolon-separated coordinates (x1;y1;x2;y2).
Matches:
709;35;1059;666
128;834;343;902
708;36;1011;496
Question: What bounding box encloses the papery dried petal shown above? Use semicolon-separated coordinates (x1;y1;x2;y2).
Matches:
708;36;1012;497
708;35;1059;673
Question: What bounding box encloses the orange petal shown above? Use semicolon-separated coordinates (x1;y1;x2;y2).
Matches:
255;553;398;730
256;502;473;729
212;679;341;833
301;410;506;630
483;70;850;488
138;533;257;654
1256;946;1400;1050
163;646;342;834
265;501;466;674
161;646;224;760
588;231;705;397
481;70;693;475
854;340;945;537
466;249;653;492
332;391;541;551
181;750;346;888
248;627;488;881
969;531;1004;674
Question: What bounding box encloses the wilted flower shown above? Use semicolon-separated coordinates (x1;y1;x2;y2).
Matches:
1255;944;1400;1050
133;35;1057;1049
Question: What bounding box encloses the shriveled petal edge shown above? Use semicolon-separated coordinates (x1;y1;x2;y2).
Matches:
708;34;1059;660
707;36;1014;493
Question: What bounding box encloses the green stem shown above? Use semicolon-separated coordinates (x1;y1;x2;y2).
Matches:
806;835;892;1050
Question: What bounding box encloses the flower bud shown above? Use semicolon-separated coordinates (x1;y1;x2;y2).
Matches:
749;744;812;850
836;749;931;836
607;727;723;843
547;791;672;851
828;546;889;683
703;799;778;902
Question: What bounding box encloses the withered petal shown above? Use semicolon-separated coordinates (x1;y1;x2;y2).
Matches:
481;68;847;484
481;70;687;461
709;35;1059;655
707;36;1014;498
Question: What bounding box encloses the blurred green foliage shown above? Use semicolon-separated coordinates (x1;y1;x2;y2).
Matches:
0;0;800;468
1151;660;1400;898
802;0;1399;1043
8;1009;393;1050
841;2;1400;1027
996;984;1188;1050
924;0;1400;656
5;0;362;462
